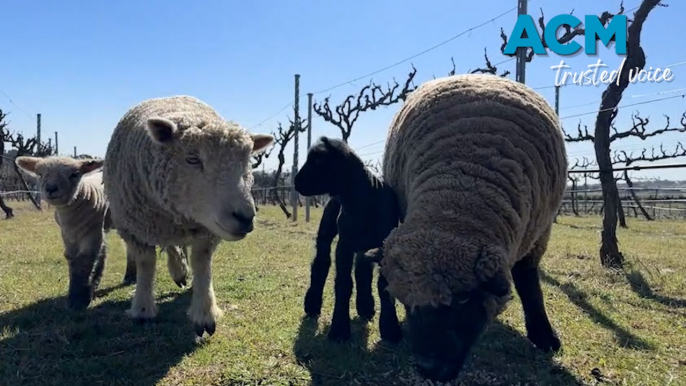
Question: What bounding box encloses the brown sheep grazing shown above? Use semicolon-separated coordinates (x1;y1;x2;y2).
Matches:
379;74;567;382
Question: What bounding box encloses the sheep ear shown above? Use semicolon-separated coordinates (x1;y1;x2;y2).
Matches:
475;245;511;297
251;133;274;154
146;117;178;145
78;159;104;174
15;156;40;177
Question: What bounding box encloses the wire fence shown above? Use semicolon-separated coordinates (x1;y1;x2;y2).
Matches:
561;187;686;220
0;190;40;200
4;185;686;221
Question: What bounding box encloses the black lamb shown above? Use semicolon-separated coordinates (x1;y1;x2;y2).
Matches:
294;136;402;343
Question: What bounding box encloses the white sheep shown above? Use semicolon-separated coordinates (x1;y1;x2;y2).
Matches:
102;95;273;336
379;74;567;382
15;155;191;309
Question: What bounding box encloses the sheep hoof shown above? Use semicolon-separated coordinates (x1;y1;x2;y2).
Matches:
528;331;561;353
126;304;158;323
66;285;93;311
122;277;136;286
327;324;351;342
356;302;375;321
188;303;222;337
66;298;90;311
380;323;403;344
128;314;156;325
175;278;187;288
193;322;216;337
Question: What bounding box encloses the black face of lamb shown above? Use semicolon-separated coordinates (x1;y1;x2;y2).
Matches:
407;296;490;383
294;138;352;196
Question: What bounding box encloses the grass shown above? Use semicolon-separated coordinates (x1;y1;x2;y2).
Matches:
1;201;685;386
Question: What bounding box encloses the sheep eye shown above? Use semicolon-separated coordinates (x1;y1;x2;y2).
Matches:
186;154;202;165
69;172;80;179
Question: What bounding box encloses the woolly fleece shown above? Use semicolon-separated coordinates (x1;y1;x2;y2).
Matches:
381;74;567;310
15;156;108;308
103;95;255;248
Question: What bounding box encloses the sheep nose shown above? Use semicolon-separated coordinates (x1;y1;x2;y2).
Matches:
45;184;58;194
232;212;254;233
415;358;459;383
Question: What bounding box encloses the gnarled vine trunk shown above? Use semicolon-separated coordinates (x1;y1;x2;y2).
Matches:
0;139;15;219
594;0;661;268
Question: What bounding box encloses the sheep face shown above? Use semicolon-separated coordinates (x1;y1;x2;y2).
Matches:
145;117;273;241
294;137;351;196
381;226;512;382
15;156;103;206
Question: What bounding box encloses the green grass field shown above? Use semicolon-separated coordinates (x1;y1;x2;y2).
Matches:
1;202;685;385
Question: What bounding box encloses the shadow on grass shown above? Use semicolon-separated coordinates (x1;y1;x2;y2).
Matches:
541;271;655;351
293;315;582;385
0;285;198;386
624;269;686;308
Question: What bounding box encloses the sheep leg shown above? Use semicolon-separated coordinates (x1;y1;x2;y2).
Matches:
377;272;402;343
89;242;107;292
165;245;189;288
65;249;97;311
511;233;561;353
328;240;354;342
354;252;375;321
126;242;158;322
187;237;223;337
304;240;331;317
122;248;137;286
304;197;339;317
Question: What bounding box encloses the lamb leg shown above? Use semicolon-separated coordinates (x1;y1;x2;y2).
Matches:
328;240;354;342
304;197;339;317
354;252;375;320
378;272;402;343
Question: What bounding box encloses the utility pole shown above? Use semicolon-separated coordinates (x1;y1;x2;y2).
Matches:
55;131;59;155
515;0;528;84
73;146;77;157
305;92;313;222
291;74;300;221
36;113;41;145
35;113;42;205
555;85;560;116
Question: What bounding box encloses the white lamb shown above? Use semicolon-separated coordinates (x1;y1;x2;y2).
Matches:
16;156;109;310
16;155;191;310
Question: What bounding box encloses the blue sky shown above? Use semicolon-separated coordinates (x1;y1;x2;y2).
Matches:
2;0;685;181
